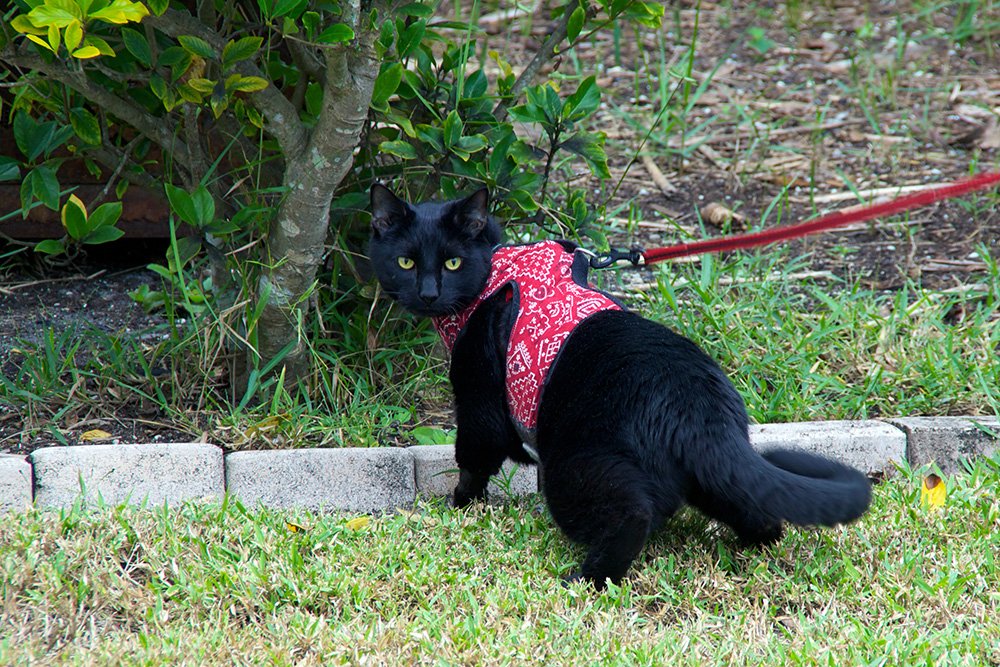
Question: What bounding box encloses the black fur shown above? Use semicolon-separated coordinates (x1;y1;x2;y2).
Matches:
369;185;872;589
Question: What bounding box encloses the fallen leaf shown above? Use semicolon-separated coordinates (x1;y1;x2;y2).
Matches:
345;516;370;530
700;202;747;228
920;474;947;510
80;429;113;441
285;521;307;533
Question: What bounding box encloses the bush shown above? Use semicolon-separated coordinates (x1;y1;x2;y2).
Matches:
0;0;663;403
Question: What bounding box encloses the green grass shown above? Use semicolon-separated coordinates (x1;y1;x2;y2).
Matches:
2;456;999;664
640;244;1000;422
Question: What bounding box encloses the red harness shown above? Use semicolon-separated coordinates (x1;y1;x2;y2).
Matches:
433;241;621;440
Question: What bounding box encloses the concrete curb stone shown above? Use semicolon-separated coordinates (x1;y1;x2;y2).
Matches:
226;447;416;513
30;443;224;509
409;444;538;501
11;418;1000;515
0;454;33;512
750;420;905;474
884;416;1000;474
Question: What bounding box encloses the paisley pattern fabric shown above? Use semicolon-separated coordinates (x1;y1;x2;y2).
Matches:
433;241;621;435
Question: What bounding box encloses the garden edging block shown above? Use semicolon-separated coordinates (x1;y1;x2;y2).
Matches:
30;443;224;509
409;444;538;501
0;455;32;512
750;420;904;473
884;416;1000;474
225;447;416;513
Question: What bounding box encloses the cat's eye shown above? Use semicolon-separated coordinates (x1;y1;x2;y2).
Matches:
397;257;415;270
444;257;463;271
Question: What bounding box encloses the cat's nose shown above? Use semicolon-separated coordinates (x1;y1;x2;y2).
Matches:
419;277;438;305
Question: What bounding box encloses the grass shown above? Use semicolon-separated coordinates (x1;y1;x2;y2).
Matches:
638;244;1000;422
2;456;999;664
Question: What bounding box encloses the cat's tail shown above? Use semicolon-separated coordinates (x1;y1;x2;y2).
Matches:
753;448;872;527
691;437;872;529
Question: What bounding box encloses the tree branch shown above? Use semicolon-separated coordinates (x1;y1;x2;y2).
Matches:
146;9;309;158
1;47;193;169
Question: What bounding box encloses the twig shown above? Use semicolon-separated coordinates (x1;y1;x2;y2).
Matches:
805;182;953;205
640;155;678;195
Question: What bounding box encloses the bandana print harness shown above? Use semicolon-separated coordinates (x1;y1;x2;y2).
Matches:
433;241;622;444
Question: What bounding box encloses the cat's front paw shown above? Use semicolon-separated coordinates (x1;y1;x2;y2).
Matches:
452;485;487;508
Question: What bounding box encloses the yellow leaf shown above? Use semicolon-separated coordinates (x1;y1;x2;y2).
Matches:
920;474;947;510
345;516;370;530
25;34;55;52
81;429;113;441
285;521;306;533
72;45;102;59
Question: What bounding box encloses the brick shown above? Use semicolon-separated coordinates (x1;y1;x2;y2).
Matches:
409;444;538;502
0;455;32;512
225;447;415;513
30;443;224;509
885;416;1000;474
750;420;904;474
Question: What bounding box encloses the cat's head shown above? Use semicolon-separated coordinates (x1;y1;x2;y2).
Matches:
368;184;501;317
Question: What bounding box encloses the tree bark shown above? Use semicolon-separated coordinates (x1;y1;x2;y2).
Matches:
254;22;380;381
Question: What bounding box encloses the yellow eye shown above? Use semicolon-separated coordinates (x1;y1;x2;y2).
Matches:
444;257;463;271
397;257;415;270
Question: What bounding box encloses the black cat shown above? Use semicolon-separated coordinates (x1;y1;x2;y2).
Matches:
369;184;872;589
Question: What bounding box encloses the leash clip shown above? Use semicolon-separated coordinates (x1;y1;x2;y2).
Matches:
586;246;645;269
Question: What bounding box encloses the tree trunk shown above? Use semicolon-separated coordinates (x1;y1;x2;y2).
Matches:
254;33;380;383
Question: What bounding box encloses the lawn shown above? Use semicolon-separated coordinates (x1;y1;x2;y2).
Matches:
2;456;999;665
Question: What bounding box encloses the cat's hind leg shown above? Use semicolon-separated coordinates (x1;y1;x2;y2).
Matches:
686;485;784;547
543;454;679;588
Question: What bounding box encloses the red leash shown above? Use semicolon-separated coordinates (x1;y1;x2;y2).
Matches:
594;171;1000;267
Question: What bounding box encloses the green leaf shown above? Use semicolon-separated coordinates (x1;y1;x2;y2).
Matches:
371;62;402;111
150;75;168;100
561;131;611;179
562;75;600;123
226;74;269;93
164;183;197;225
147;0;169;16
315;23;354;44
396;2;433;17
178;35;215;58
190;185;215;227
270;0;306;20
0;157;20;182
222;36;263;67
34;239;67;255
70;108;101;145
83;225;125;244
121;27;152;66
27;6;78;29
62;194;89;240
566;5;585;43
379;140;417;160
32;166;60;210
442;110;463;150
397;19;425;58
83;35;116;56
89;201;123;229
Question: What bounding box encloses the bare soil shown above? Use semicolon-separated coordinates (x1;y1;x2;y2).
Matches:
1;1;998;453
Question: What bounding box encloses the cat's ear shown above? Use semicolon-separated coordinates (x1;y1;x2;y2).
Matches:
370;183;407;235
456;187;490;235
